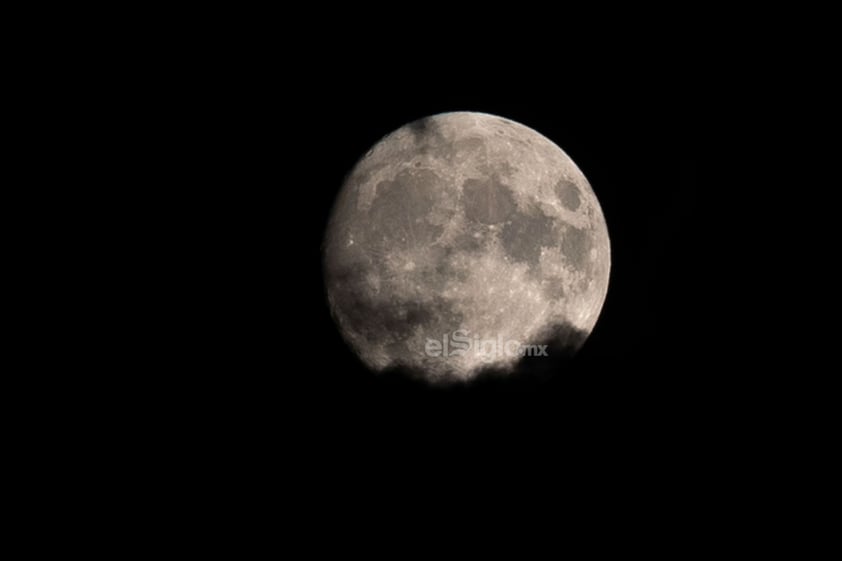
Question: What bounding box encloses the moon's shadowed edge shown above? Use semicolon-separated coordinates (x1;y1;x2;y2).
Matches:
374;321;589;394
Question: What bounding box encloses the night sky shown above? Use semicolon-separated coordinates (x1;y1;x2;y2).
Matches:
89;13;790;524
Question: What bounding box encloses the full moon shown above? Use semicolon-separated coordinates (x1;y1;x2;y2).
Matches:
323;112;610;384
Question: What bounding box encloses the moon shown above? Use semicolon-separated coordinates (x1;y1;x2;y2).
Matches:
323;112;610;384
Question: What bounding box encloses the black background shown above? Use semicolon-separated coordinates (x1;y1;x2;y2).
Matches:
85;10;833;535
42;10;822;534
103;18;837;531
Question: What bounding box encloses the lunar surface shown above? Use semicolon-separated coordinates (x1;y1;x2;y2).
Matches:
323;112;610;384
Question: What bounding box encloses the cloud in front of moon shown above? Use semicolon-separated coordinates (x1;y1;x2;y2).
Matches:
323;112;610;384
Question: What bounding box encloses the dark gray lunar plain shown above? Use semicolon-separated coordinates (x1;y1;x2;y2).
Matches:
323;112;610;384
